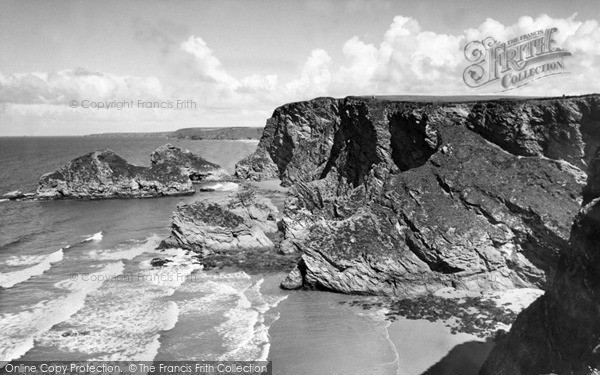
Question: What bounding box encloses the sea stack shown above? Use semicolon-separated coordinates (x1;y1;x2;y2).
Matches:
37;144;227;199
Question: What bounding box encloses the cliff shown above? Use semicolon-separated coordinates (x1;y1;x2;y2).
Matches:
480;143;600;373
37;144;226;199
172;126;263;140
85;126;263;140
236;94;600;296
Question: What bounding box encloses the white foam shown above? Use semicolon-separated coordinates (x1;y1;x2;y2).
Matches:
0;199;8;203
202;182;240;191
88;235;161;261
168;271;288;361
83;232;103;242
215;278;288;361
36;251;190;361
138;247;203;290
0;261;124;362
4;254;51;266
88;301;180;361
0;249;64;288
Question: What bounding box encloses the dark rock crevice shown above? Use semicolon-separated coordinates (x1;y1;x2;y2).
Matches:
389;110;440;172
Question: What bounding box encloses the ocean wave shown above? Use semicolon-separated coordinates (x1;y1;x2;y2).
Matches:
0;229;108;289
0;262;125;363
0;249;64;289
138;247;203;290
0;232;47;252
83;232;103;242
87;301;180;362
0;199;8;203
88;234;161;261
200;182;239;192
176;273;286;361
33;250;199;361
36;280;181;361
217;279;288;361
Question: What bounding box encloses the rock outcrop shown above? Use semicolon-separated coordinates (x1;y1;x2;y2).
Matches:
235;95;600;296
160;190;278;254
480;154;600;374
37;144;226;199
151;143;228;182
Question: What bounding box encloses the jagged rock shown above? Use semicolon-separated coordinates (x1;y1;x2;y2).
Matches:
61;330;90;337
151;143;228;182
280;265;303;289
150;258;173;267
480;178;600;373
235;95;600;296
160;197;276;254
234;148;279;181
226;185;280;233
234;98;341;182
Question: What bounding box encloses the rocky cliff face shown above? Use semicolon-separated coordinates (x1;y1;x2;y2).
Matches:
236;95;600;296
37;144;226;199
480;144;600;374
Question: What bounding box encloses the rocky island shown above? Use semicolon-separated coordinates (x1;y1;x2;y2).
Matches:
35;144;226;199
235;94;599;297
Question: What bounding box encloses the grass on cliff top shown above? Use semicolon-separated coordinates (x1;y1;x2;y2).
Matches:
350;94;548;103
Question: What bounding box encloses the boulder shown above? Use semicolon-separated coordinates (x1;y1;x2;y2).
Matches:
280;265;304;290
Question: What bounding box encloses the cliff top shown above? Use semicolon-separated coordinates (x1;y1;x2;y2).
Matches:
289;93;600;106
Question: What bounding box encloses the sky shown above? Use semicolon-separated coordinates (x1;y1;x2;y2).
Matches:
1;0;600;136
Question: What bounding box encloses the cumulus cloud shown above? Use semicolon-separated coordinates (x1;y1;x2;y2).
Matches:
238;74;278;93
179;35;279;96
285;49;332;98
3;13;600;135
462;14;600;94
180;36;238;86
0;68;164;104
288;13;600;98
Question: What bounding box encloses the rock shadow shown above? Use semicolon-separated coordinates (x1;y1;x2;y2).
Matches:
420;340;495;375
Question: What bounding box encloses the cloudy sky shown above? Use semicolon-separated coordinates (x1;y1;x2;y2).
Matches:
1;0;599;136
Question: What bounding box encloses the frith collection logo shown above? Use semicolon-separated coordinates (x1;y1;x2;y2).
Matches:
463;27;572;91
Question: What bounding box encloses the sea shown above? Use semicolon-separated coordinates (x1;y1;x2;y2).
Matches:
0;136;490;375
